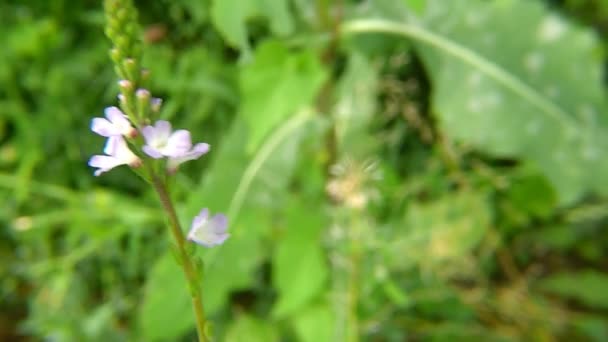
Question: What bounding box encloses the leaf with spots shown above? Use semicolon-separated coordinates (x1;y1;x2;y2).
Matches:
347;0;608;203
417;0;608;204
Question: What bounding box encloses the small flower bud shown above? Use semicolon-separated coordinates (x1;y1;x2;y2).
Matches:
116;8;128;22
136;88;151;119
123;58;139;82
105;27;117;41
151;98;162;113
131;44;142;61
136;88;150;101
114;65;125;80
125;23;137;38
109;48;121;64
118;79;134;94
140;69;150;82
116;36;129;53
129;157;143;168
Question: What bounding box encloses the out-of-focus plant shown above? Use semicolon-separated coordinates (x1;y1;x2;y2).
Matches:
2;0;608;341
90;1;230;341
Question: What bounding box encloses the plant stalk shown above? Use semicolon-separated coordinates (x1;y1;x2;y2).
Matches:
151;175;208;342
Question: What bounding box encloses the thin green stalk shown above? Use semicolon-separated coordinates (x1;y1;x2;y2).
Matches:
347;227;361;342
340;19;574;128
151;175;208;342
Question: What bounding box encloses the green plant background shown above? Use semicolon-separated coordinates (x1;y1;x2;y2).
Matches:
2;0;608;341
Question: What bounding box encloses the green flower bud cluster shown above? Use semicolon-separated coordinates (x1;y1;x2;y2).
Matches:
103;0;149;125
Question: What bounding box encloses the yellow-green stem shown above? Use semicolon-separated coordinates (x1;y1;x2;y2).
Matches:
346;215;361;342
151;175;208;342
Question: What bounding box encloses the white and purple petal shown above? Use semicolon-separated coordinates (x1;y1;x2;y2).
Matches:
163;129;192;157
142;120;174;157
89;136;141;176
88;155;124;176
187;208;229;248
91;107;135;137
167;143;210;172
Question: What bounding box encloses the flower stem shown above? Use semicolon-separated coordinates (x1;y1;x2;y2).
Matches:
151;175;208;342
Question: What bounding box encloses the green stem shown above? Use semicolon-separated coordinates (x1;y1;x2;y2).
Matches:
346;215;361;342
151;175;208;342
340;19;574;128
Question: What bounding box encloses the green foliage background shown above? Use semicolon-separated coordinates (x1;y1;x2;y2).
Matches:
2;0;608;341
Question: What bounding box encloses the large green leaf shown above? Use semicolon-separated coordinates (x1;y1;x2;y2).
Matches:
138;253;194;342
344;0;608;204
292;302;335;342
272;200;328;318
417;0;608;204
225;314;279;342
184;113;315;314
211;0;295;51
240;40;327;151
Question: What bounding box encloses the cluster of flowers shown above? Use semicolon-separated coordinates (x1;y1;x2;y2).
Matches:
88;106;209;176
88;93;228;248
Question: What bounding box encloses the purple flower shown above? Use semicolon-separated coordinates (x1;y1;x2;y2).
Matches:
141;120;192;158
167;143;210;173
187;208;229;247
91;106;136;138
142;120;210;169
88;136;141;176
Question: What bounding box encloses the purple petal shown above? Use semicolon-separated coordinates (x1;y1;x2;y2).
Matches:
167;143;210;171
154;120;172;140
164;130;192;157
191;143;210;156
192;208;209;229
151;98;162;112
187;209;229;247
103;136;121;155
142;120;172;145
88;155;123;176
212;233;230;245
209;214;228;233
142;145;164;159
105;106;127;124
141;125;157;145
91;118;118;137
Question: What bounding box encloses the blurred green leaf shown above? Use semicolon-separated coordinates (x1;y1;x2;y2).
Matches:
187;113;316;314
389;190;491;269
211;0;294;51
240;40;327;151
405;0;427;15
272;200;328;318
225;314;279;342
211;0;256;50
292;302;335;342
572;314;608;342
410;0;608;204
539;270;608;309
506;168;557;220
201;213;266;314
139;252;194;342
334;52;378;155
